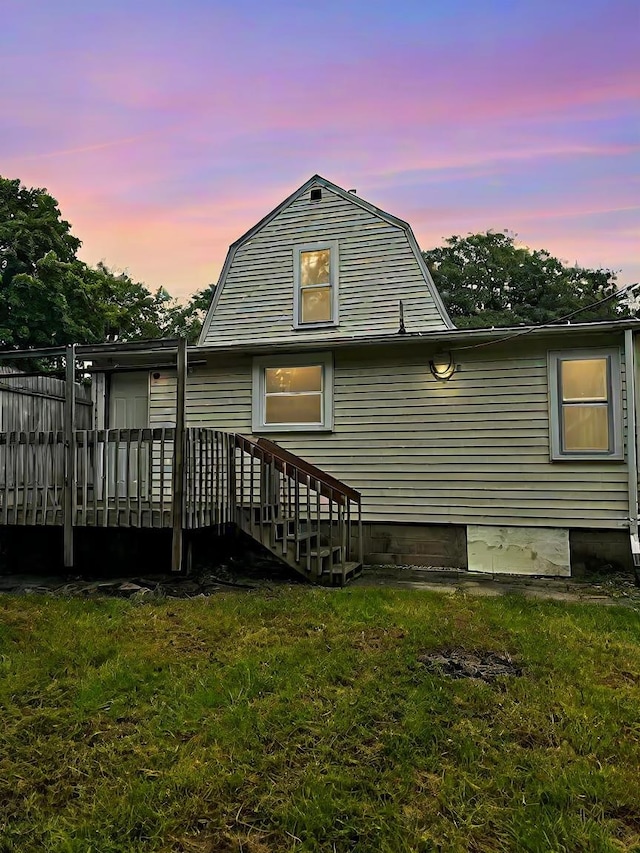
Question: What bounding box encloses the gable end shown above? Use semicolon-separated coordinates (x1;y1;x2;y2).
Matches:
199;176;453;346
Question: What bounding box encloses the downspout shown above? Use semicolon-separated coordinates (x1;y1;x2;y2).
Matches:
624;329;640;579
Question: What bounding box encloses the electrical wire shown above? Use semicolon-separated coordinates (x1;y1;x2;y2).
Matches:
452;280;639;352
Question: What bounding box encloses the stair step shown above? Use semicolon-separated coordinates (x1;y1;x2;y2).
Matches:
273;518;319;542
273;517;300;524
309;546;342;560
274;527;319;543
241;504;281;523
331;561;362;577
235;495;362;584
328;562;363;586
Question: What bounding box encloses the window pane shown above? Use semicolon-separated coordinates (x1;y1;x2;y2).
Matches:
265;393;322;424
265;366;322;394
301;286;332;323
561;358;608;401
563;405;609;451
301;249;330;286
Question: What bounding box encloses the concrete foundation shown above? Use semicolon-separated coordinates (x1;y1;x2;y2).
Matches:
570;529;633;573
362;522;468;568
361;521;634;578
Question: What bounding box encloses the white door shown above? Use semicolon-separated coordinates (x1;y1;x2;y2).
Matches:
109;373;149;497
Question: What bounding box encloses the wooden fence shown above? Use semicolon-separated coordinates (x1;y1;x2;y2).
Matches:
0;366;92;432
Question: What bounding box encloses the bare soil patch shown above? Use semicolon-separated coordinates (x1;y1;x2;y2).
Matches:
418;648;522;682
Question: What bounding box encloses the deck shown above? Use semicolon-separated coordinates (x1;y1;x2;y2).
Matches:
0;427;362;585
0;339;362;584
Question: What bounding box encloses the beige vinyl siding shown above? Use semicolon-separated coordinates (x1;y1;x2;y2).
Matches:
203;186;447;346
149;337;629;529
149;363;252;431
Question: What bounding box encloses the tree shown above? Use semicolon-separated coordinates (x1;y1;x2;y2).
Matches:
0;177;80;278
422;231;628;328
88;263;179;342
162;284;215;344
0;175;195;349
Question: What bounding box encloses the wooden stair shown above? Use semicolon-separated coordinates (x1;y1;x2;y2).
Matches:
233;437;363;586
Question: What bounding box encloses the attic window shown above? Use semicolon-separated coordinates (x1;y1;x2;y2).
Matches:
293;241;339;328
310;188;322;202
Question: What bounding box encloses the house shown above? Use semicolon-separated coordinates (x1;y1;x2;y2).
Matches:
1;175;638;582
94;175;640;578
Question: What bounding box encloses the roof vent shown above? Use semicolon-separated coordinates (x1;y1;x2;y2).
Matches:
310;188;322;201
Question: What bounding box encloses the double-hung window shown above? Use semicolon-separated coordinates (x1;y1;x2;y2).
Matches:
549;349;623;460
252;353;333;432
293;242;338;328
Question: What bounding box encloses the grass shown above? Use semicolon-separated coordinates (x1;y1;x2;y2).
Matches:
0;587;639;852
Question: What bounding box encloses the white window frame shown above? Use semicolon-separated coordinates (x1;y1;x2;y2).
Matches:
293;241;339;329
252;352;334;433
548;348;623;461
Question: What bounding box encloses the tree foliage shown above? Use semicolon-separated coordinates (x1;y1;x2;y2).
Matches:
162;284;215;343
423;231;628;329
0;176;209;350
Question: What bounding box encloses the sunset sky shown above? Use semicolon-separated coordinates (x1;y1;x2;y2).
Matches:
2;0;638;300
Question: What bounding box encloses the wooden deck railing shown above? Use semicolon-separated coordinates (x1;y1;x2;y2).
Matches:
0;428;234;531
184;428;234;530
233;434;363;581
0;431;65;526
73;428;174;527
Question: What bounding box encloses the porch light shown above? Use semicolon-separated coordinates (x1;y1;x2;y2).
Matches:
429;351;456;380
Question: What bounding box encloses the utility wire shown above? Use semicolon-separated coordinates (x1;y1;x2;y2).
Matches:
452;280;639;352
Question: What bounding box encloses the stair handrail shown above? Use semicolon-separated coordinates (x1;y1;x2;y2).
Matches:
233;434;361;506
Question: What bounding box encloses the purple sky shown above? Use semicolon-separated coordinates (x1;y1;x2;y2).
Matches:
2;0;639;299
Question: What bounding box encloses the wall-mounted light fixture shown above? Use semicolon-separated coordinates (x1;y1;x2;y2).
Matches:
429;351;456;380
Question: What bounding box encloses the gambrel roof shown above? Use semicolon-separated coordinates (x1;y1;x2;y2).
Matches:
199;175;454;347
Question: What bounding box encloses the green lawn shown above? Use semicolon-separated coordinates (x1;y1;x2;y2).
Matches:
0;588;638;853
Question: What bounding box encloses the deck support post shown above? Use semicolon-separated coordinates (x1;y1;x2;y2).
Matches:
171;338;187;572
63;344;76;570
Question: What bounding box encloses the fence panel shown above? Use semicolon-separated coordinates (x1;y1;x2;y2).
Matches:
0;367;92;432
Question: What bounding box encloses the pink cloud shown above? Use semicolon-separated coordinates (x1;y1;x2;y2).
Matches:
370;143;640;182
2;1;637;300
6;132;164;164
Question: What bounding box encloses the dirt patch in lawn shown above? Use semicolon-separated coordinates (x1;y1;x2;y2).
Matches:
418;648;522;682
353;626;406;650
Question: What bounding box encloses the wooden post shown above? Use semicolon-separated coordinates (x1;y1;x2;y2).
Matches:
171;338;187;572
91;371;106;430
63;344;76;570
